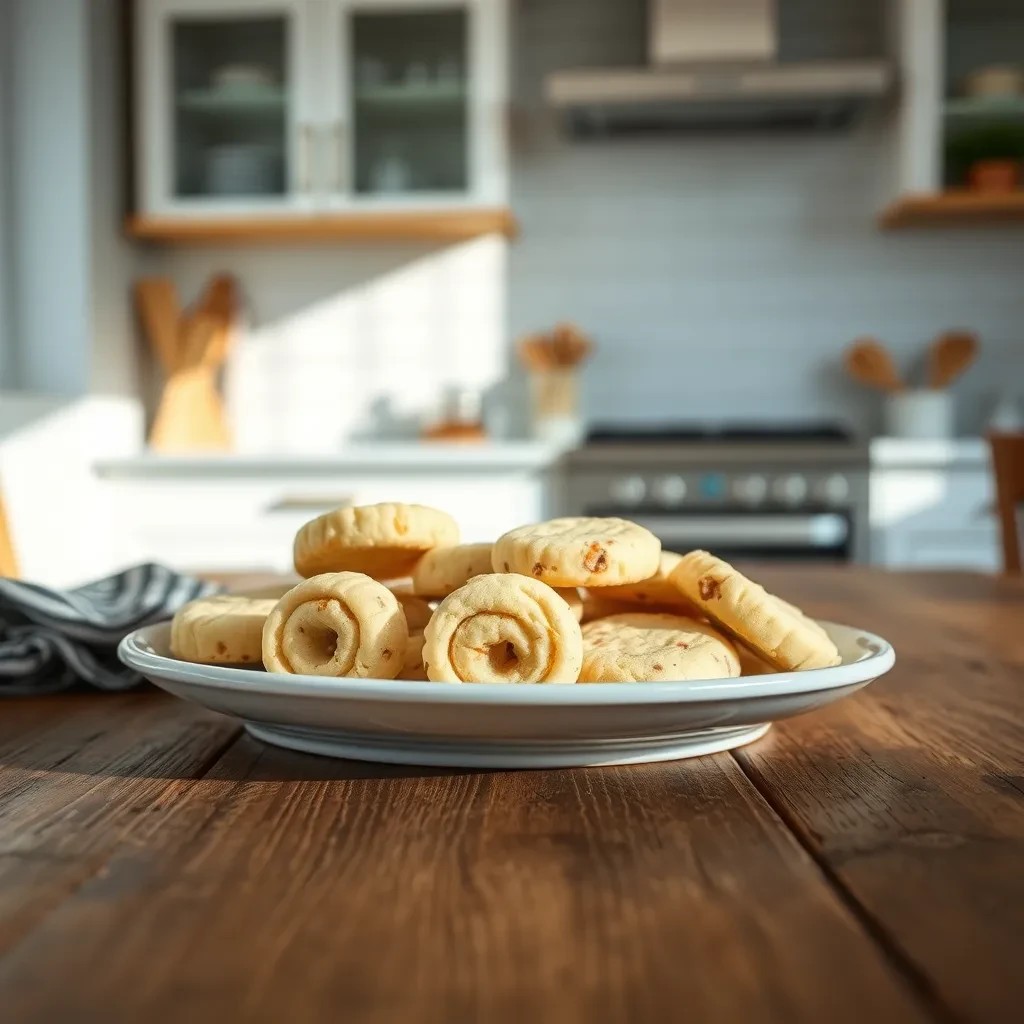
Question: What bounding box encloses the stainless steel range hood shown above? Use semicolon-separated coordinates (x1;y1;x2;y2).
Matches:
545;0;892;134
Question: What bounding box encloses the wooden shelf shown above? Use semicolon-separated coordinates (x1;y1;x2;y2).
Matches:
126;208;518;245
880;191;1024;228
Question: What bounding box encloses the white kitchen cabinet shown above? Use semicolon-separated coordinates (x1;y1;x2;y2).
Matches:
135;0;508;219
136;0;314;216
0;396;143;588
869;440;1000;570
94;448;554;574
882;0;1024;226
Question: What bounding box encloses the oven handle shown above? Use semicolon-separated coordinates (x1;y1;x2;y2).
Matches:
628;513;849;548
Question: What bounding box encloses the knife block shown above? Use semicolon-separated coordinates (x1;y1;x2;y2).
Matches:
135;275;237;452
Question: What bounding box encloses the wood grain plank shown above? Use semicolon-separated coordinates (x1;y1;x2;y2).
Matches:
126;208;518;244
880;191;1024;229
733;568;1024;1024
0;692;239;954
0;735;931;1024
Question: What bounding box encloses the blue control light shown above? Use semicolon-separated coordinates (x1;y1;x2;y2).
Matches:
700;473;726;499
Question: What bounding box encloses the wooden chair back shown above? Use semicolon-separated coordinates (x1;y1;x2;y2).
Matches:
988;432;1024;573
0;491;17;577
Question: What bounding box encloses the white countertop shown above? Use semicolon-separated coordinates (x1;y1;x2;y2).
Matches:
95;442;566;478
0;392;71;437
95;436;995;477
869;437;989;468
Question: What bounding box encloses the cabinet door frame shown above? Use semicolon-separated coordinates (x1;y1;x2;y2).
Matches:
135;0;319;217
887;0;943;202
322;0;507;209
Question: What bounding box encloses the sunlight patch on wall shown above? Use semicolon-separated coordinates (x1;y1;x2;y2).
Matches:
225;236;506;453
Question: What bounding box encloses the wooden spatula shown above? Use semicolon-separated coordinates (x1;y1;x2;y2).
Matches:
927;330;978;389
195;273;239;366
133;278;180;374
844;338;903;392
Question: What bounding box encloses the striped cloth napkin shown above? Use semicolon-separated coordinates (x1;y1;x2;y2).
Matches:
0;564;217;695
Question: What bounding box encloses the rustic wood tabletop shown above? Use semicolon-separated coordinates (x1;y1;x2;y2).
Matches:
0;567;1021;1023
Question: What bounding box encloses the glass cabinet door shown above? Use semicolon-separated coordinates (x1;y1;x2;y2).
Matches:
155;3;304;208
343;4;471;199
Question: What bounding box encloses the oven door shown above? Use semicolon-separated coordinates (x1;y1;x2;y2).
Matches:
624;511;852;562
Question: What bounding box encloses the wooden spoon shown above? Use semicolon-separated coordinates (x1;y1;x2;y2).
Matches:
134;278;180;374
927;330;978;389
844;338;903;392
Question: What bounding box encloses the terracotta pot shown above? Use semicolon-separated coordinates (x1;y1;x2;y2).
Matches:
967;159;1021;193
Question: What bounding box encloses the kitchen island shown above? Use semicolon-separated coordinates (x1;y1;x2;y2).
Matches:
0;567;1020;1022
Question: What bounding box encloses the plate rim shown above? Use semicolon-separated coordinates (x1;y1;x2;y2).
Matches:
119;620;895;707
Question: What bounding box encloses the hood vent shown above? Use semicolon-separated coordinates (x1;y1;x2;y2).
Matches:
546;0;892;135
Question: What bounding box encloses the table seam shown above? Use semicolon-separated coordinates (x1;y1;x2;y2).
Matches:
184;724;245;780
729;749;964;1024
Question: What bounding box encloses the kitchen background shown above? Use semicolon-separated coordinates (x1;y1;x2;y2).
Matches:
0;0;1022;582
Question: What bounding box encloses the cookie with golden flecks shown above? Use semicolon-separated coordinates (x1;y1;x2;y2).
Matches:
670;550;840;671
230;580;302;601
580;593;675;624
579;612;740;683
492;517;660;588
262;572;408;678
554;587;584;622
396;631;427;680
293;503;458;579
582;551;698;613
171;595;276;666
423;573;582;684
387;583;434;633
735;642;776;677
412;543;495;598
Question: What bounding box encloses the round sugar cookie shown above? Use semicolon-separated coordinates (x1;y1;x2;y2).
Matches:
387;584;434;633
670;550;840;671
580;613;740;683
492;517;660;588
424;573;582;684
583;552;696;613
736;642;776;677
412;543;494;598
262;573;408;678
229;580;302;601
580;593;689;624
554;587;584;622
294;503;458;579
171;595;277;666
396;631;427;680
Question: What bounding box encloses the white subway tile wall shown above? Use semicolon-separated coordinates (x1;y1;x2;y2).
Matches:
509;0;1024;434
143;237;506;452
144;0;1024;446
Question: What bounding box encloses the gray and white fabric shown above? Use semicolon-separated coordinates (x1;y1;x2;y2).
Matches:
0;564;217;694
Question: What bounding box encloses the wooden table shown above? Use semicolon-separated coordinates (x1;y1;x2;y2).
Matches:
0;567;1021;1023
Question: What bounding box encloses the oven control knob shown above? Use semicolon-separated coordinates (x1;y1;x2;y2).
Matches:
733;474;768;505
610;475;646;506
773;474;808;505
653;475;687;505
817;473;850;505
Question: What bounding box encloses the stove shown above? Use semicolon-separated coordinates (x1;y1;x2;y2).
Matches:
585;422;854;443
561;422;869;562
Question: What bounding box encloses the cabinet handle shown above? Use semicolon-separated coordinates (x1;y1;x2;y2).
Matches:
333;122;347;193
266;494;355;513
298;124;314;193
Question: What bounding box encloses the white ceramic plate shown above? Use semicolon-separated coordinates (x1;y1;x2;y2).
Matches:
119;622;893;769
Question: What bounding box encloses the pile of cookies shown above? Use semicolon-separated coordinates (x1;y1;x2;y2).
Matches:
170;502;841;684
